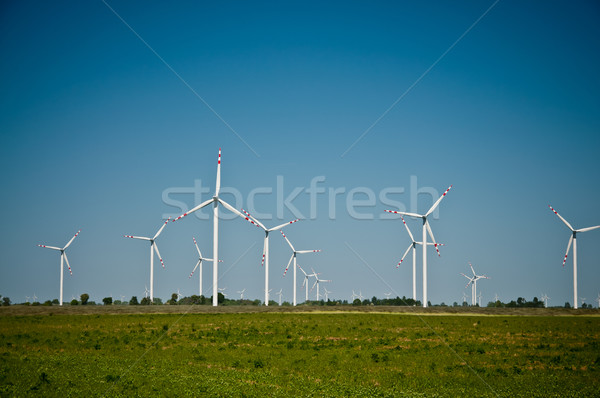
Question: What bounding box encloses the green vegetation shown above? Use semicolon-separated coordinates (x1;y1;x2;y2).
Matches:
0;309;598;397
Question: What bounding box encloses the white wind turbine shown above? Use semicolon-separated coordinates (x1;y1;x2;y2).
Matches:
124;218;170;303
172;148;250;306
548;205;600;309
276;288;283;306
462;292;468;305
144;285;149;299
351;291;359;301
596;293;600;309
240;209;299;306
386;215;444;301
218;287;227;298
38;229;81;306
384;292;392;300
541;293;550;308
385;185;452;307
580;297;586;307
323;288;332;302
237;288;246;300
281;230;321;306
188;237;221;297
298;265;316;302
310;268;331;301
478;291;483;307
460;262;489;306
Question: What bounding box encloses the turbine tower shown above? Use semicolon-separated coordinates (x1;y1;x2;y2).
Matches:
385;185;452;307
548;205;600;309
172;149;249;306
310;268;331;301
189;237;221;297
460;262;489;306
281;230;321;306
298;265;316;302
38;229;81;306
124;218;170;303
240;209;299;306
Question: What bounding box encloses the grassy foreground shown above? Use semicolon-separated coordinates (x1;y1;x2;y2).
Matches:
0;308;598;397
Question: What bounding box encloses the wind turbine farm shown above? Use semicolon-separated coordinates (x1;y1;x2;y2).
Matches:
2;2;600;395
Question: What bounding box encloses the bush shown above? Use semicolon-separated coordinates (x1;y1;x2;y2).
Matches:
102;297;113;306
80;294;89;305
70;299;79;305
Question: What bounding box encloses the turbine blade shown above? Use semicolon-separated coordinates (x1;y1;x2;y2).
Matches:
215;148;221;197
63;229;81;249
311;279;318;292
469;262;476;276
296;249;321;254
189;259;201;278
280;230;296;251
219;199;249;220
193;237;202;257
400;216;415;242
563;234;573;267
123;235;151;241
153;217;171;240
425;185;453;217
172;198;214;222
385;210;422;219
548;205;575;231
283;254;294;276
269;218;300;232
63;252;73;275
38;245;62;251
577;225;600;233
298;265;308;276
153;243;165;268
261;236;267;267
397;244;413;268
240;208;266;230
426;221;441;256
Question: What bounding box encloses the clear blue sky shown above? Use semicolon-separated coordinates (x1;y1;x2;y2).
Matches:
1;1;599;306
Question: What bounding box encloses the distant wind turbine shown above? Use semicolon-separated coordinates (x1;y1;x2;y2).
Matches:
38;229;81;306
189;237;221;297
281;230;321;306
461;263;489;306
124;218;170;303
237;288;246;300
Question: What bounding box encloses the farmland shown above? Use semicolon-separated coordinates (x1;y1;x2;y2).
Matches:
0;307;599;397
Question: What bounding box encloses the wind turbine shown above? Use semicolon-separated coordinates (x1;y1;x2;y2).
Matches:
596;293;600;309
124;218;170;303
385;185;452;307
386;214;444;301
548;205;600;309
276;288;283;306
32;294;38;303
240;209;299;306
460;263;489;306
478;291;483;307
384;292;392;300
310;268;331;301
38;229;81;306
351;291;359;301
494;293;500;303
323;288;332;302
172;149;250;306
541;293;550;308
462;292;468;305
281;230;321;306
580;297;586;307
189;237;221;297
144;285;149;299
298;265;316;302
177;289;182;300
218;287;227;298
237;288;246;300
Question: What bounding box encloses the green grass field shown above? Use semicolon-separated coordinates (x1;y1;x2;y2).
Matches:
1;307;598;397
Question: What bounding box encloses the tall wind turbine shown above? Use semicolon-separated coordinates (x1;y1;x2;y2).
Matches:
548;205;600;309
541;293;550;308
124;218;170;303
386;215;444;301
385;185;452;307
281;230;321;306
38;229;81;306
310;268;331;301
240;209;299;306
461;262;489;306
298;265;316;302
237;288;246;300
189;237;221;297
172;149;249;306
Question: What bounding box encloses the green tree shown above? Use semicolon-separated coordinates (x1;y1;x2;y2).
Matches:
129;296;139;305
102;297;113;305
140;297;151;305
2;296;10;306
167;293;178;305
352;298;361;306
70;299;79;305
80;293;89;305
52;299;59;305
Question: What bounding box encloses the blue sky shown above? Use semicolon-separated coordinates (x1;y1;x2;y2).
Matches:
1;1;599;306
